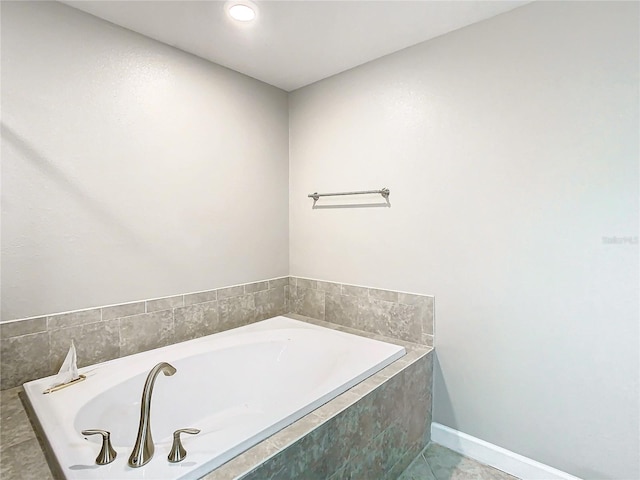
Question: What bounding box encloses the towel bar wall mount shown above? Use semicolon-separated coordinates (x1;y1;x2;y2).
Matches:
308;188;390;202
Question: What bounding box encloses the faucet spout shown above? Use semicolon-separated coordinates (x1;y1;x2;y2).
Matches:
127;362;176;468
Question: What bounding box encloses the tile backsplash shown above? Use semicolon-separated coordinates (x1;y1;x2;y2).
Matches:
0;277;433;390
0;278;287;390
288;277;434;346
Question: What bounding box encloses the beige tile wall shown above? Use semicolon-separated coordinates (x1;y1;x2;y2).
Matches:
0;278;287;390
288;277;434;346
0;277;434;390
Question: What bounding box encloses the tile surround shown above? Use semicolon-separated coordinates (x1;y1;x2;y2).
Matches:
0;437;54;480
0;333;51;392
289;277;434;346
0;314;434;480
0;387;55;480
119;310;175;357
203;314;433;480
0;317;47;339
232;335;433;480
47;309;101;330
146;295;184;313
3;389;519;480
101;301;145;321
48;318;120;371
173;300;219;343
0;278;288;390
184;290;217;306
0;276;433;390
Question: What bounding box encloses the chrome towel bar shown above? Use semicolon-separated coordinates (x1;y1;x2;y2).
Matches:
308;188;389;201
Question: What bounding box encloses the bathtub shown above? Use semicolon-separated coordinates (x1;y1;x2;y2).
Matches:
23;316;405;480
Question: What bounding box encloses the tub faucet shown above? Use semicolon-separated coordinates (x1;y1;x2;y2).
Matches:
128;362;176;468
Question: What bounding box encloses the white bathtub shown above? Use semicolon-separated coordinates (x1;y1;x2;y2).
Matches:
23;316;405;480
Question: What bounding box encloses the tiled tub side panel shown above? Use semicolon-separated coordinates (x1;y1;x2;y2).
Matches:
288;278;434;346
240;351;434;480
0;278;288;390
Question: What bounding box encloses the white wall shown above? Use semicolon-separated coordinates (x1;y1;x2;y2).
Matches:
2;1;638;477
1;1;289;320
289;2;639;479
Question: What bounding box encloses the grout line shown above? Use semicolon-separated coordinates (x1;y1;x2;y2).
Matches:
117;318;122;354
421;450;438;478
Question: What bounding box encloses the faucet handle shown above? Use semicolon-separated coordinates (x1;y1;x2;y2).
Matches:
81;429;117;465
168;428;200;463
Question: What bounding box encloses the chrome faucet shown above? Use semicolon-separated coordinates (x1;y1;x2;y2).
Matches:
128;362;176;468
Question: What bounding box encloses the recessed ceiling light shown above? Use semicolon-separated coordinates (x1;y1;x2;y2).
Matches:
228;3;256;22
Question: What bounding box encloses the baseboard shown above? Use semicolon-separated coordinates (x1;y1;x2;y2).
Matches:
430;423;582;480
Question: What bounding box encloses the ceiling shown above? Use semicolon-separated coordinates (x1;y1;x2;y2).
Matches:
62;1;531;92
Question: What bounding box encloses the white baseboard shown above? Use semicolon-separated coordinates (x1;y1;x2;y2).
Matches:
430;423;582;480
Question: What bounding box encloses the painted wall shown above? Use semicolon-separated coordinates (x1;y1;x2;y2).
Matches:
289;2;639;479
1;1;289;320
2;1;638;477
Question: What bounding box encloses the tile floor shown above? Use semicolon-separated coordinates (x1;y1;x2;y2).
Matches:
399;443;519;480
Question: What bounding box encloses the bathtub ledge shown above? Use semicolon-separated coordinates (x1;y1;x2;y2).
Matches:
202;313;433;480
1;314;432;480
